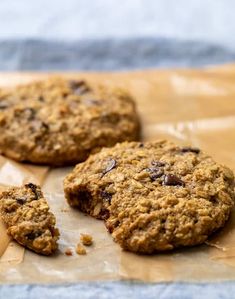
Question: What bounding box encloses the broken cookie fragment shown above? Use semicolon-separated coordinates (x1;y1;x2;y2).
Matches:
0;183;60;255
80;233;93;246
76;243;86;255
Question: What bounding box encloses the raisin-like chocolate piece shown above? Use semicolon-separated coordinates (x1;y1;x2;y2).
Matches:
147;160;165;181
16;197;26;205
101;191;112;203
25;183;37;192
25;183;42;200
147;167;164;181
163;174;185;187
25;231;42;240
101;158;117;177
181;147;200;154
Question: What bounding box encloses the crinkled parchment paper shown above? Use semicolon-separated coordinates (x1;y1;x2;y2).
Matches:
1;65;235;283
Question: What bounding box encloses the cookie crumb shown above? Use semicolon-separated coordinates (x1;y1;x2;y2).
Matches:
61;208;69;212
65;248;73;256
76;243;87;255
80;233;93;246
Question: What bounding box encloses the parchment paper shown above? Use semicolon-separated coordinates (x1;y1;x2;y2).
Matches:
1;65;235;283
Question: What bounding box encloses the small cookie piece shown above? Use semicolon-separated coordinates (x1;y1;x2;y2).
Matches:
0;183;59;255
80;233;93;246
0;77;140;166
76;243;86;255
64;140;235;254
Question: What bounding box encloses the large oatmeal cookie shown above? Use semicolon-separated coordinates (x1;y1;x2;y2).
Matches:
0;183;59;255
64;140;235;253
0;77;140;165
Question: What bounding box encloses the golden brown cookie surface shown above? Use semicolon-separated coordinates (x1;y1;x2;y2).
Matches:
0;77;140;165
64;140;235;253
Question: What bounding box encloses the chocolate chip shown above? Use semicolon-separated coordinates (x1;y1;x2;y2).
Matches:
146;161;165;181
101;191;112;203
16;197;26;205
25;231;42;240
139;143;144;148
163;174;185;187
25;183;42;199
147;167;164;181
25;182;37;191
181;147;200;154
101;158;117;177
68;80;91;95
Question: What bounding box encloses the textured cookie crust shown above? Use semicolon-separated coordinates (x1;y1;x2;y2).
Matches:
0;183;59;255
0;77;140;166
64;140;235;253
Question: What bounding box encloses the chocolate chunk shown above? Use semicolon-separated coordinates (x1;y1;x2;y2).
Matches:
181;147;200;154
16;197;26;205
68;80;91;95
163;174;185;187
25;183;37;192
139;143;144;148
101;191;112;203
146;161;165;181
25;231;41;240
25;183;42;199
147;167;164;181
101;158;117;177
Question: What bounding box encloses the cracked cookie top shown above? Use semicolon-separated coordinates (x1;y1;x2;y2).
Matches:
64;140;235;253
0;77;140;165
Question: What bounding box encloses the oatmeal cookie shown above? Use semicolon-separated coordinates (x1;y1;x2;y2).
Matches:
64;140;235;253
0;77;140;166
0;183;59;255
